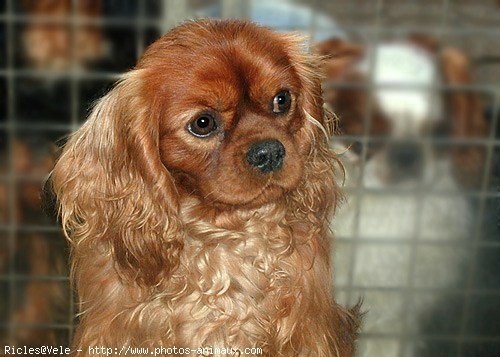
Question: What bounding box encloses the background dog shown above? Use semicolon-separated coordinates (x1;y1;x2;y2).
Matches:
317;36;489;356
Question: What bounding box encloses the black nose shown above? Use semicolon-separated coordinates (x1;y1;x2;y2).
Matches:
246;139;286;173
387;142;423;172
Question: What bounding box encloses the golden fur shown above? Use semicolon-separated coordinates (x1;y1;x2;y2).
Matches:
50;20;359;356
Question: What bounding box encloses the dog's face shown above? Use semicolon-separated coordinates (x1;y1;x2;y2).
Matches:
137;22;322;208
318;37;486;187
320;41;440;186
361;42;443;185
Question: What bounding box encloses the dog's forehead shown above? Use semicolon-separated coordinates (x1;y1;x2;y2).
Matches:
185;44;298;111
143;22;305;125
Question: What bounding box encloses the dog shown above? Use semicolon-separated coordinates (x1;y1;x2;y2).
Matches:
0;137;69;348
317;35;487;189
48;20;359;356
317;36;487;356
21;0;103;71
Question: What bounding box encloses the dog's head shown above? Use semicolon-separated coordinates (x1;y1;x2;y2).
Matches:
49;20;338;286
317;36;487;188
138;21;329;208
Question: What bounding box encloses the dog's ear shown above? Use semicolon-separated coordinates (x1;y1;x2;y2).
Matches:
313;37;369;138
315;37;364;81
406;35;488;187
50;71;183;286
440;47;488;187
407;33;440;53
281;36;341;221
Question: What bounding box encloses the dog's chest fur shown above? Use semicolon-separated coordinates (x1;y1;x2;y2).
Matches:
162;200;325;350
73;200;337;357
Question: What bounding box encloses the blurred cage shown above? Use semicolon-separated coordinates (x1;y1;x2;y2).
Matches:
0;0;498;356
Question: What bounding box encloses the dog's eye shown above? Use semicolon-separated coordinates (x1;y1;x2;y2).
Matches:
272;90;292;114
188;114;218;137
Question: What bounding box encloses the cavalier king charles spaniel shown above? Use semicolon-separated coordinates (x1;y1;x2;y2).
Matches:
49;20;359;356
316;35;487;356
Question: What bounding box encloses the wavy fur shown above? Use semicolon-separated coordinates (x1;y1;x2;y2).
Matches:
50;20;359;356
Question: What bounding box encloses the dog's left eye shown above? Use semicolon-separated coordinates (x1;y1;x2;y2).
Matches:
187;113;218;137
272;90;292;114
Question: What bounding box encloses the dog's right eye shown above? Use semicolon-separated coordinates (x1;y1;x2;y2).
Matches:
187;113;218;137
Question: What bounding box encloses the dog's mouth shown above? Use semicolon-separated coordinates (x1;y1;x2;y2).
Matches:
210;181;287;208
242;181;286;205
172;168;292;209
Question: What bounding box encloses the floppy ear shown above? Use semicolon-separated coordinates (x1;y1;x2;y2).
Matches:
50;71;183;286
440;47;488;187
282;35;342;221
314;37;381;139
315;37;364;80
405;35;487;186
408;33;440;53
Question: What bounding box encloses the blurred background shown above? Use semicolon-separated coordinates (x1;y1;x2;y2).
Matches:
0;1;498;356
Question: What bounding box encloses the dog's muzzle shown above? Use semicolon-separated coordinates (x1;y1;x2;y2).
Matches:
387;141;423;178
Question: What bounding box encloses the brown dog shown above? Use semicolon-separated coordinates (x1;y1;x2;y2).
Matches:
50;20;359;356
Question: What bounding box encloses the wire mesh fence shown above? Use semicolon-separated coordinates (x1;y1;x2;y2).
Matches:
0;1;498;356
